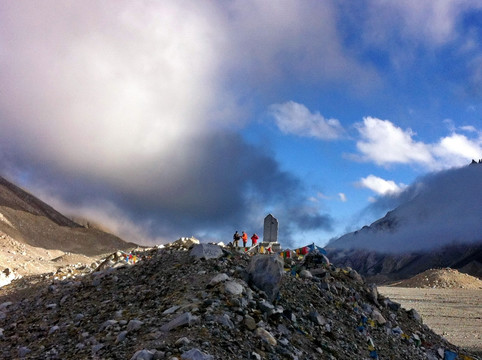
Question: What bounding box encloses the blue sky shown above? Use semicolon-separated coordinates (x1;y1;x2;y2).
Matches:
0;1;481;248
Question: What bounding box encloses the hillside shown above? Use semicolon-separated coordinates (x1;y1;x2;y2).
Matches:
0;175;137;278
0;241;478;359
0;176;80;228
327;243;482;283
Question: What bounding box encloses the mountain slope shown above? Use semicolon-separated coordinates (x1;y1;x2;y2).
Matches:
0;175;138;276
0;176;80;227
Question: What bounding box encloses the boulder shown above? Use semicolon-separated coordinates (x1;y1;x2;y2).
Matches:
190;244;223;260
247;255;284;301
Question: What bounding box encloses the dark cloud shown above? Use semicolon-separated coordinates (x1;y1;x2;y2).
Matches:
0;131;333;245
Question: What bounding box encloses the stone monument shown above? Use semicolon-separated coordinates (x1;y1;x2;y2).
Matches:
263;214;278;243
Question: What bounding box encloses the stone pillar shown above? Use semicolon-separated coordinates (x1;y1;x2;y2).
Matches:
263;214;278;243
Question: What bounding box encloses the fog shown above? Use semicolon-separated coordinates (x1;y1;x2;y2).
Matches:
329;165;482;252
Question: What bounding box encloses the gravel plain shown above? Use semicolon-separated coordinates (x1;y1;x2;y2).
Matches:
379;287;482;356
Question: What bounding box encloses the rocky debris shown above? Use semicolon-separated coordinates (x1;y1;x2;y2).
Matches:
0;240;479;360
393;268;482;289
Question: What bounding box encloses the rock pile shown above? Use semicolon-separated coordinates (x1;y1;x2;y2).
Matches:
0;241;478;359
392;268;482;289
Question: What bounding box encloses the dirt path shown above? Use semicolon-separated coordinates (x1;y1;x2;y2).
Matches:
379;287;482;356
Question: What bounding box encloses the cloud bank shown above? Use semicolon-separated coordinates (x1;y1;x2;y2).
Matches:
1;1;351;245
330;164;482;252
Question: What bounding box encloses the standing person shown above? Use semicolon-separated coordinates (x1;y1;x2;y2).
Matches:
233;231;240;248
251;233;259;247
242;231;248;248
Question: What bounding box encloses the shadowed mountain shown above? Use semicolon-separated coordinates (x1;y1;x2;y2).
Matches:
0;176;80;228
0;175;138;276
327;243;482;283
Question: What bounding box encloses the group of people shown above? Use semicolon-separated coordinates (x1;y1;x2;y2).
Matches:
233;231;259;248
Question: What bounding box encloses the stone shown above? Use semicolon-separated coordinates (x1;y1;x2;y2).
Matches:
309;311;326;326
255;327;277;346
258;300;275;314
172;237;200;249
175;337;191;347
408;308;422;323
216;314;234;329
247;255;284;301
127;319;144;332
161;312;198;332
300;270;313;279
163;305;181;315
244;315;257;330
130;349;155;360
251;352;262;360
190;244;223;260
384;299;401;312
209;273;229;286
181;348;214;360
49;325;60;335
263;214;278;243
348;269;363;284
371;309;386;325
223;280;244;296
116;330;128;343
368;283;379;305
92;344;104;353
18;347;31;358
100;319;118;331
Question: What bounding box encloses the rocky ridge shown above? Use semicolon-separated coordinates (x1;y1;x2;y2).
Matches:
0;240;478;360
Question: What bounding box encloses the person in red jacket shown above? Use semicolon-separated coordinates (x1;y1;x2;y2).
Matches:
251;233;259;247
242;231;248;247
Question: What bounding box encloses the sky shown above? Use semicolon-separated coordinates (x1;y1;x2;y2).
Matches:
1;1;481;249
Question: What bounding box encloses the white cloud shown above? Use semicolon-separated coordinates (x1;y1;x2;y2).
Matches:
433;133;482;166
363;1;482;48
358;175;406;195
355;117;482;169
357;1;482;76
270;101;345;140
460;125;477;132
338;193;347;202
0;1;376;192
355;117;433;165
